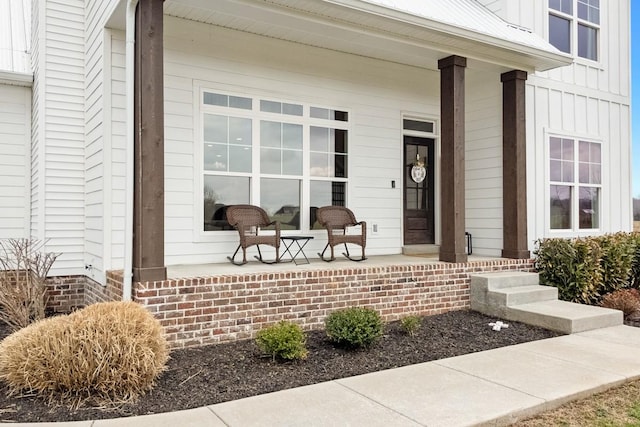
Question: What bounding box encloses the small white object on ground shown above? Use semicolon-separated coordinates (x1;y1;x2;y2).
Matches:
488;321;509;331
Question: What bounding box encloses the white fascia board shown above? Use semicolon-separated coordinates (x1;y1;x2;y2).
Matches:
323;0;573;71
0;70;33;87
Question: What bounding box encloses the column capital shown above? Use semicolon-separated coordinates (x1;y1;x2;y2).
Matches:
438;55;467;70
501;70;528;82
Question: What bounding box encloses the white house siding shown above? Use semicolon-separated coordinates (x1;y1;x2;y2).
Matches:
124;16;446;266
83;0;119;283
480;0;631;248
464;67;503;257
30;0;42;241
0;85;31;239
107;32;126;271
31;0;86;275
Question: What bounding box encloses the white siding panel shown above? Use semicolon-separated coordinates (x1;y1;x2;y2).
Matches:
150;16;443;264
0;85;31;238
465;68;502;255
83;1;118;283
43;0;85;276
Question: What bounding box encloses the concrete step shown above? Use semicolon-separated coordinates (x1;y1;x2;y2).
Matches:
471;271;540;290
488;285;558;307
402;244;439;255
470;271;623;334
508;300;623;334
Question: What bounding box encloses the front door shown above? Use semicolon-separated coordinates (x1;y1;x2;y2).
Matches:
403;136;435;245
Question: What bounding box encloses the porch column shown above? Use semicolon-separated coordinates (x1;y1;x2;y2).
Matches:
501;70;530;259
133;0;167;282
438;55;467;263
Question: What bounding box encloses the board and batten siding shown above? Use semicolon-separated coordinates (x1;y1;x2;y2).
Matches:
475;0;632;249
31;0;86;275
108;16;448;267
0;85;31;239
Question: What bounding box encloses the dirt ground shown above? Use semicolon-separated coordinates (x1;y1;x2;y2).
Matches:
0;310;560;423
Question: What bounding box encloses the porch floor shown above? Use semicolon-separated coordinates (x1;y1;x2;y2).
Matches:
166;253;504;279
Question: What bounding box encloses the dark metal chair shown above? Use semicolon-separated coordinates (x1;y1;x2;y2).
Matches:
225;205;280;265
316;206;366;262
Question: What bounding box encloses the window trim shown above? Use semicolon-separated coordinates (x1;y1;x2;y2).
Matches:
193;83;351;241
545;131;604;236
547;0;601;63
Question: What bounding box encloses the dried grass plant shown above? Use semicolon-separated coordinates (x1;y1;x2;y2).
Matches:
0;301;169;407
0;239;59;332
600;288;640;319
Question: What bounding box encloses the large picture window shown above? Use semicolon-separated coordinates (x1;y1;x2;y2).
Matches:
548;0;599;61
201;90;349;232
549;136;601;231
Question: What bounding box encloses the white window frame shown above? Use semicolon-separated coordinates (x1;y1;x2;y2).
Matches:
545;132;603;236
547;0;601;63
194;84;351;241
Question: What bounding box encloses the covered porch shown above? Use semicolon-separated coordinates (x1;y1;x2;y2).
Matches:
103;0;570;287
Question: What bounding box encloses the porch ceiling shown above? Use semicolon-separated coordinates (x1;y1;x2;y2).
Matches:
107;0;570;72
156;0;571;73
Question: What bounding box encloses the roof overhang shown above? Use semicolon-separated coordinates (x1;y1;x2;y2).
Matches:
0;70;33;87
108;0;573;73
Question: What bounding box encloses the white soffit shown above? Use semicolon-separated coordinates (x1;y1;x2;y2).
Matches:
0;0;31;80
157;0;572;72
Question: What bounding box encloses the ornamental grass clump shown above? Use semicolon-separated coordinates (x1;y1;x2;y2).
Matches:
325;307;383;349
0;301;169;407
600;288;640;319
255;321;308;361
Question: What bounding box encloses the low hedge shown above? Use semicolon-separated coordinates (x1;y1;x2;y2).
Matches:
534;232;640;304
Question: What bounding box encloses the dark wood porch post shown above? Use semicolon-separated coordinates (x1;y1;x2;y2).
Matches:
133;0;167;282
438;55;467;263
501;70;530;259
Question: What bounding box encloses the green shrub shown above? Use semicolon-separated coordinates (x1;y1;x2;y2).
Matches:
629;233;640;288
255;321;308;361
400;315;421;337
325;307;383;349
601;289;640;319
0;301;169;407
595;233;636;296
534;237;602;304
535;233;640;305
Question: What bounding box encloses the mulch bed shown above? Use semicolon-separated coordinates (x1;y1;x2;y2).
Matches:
0;310;561;423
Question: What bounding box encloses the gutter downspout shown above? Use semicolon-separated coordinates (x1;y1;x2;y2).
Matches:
123;0;138;301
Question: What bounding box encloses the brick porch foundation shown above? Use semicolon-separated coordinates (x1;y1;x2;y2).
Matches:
125;258;534;349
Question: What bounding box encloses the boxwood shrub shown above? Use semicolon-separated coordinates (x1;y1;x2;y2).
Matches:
325;307;383;349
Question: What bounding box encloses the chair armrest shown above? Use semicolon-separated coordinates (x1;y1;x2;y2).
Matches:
268;221;281;241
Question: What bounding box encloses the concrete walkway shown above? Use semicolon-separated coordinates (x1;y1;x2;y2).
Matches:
15;325;640;427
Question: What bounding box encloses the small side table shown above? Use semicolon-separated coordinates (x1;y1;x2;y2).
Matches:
280;236;314;265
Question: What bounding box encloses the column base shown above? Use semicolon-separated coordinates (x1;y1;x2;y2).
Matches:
501;249;531;259
133;266;167;282
439;252;468;263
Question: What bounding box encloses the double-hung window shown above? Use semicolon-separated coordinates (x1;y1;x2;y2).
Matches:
549;136;601;231
548;0;599;61
201;90;349;232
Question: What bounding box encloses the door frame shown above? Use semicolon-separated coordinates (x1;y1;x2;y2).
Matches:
401;117;440;246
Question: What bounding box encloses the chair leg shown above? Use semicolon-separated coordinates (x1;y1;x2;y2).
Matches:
342;244;367;262
227;245;248;266
254;245;279;264
318;243;335;262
